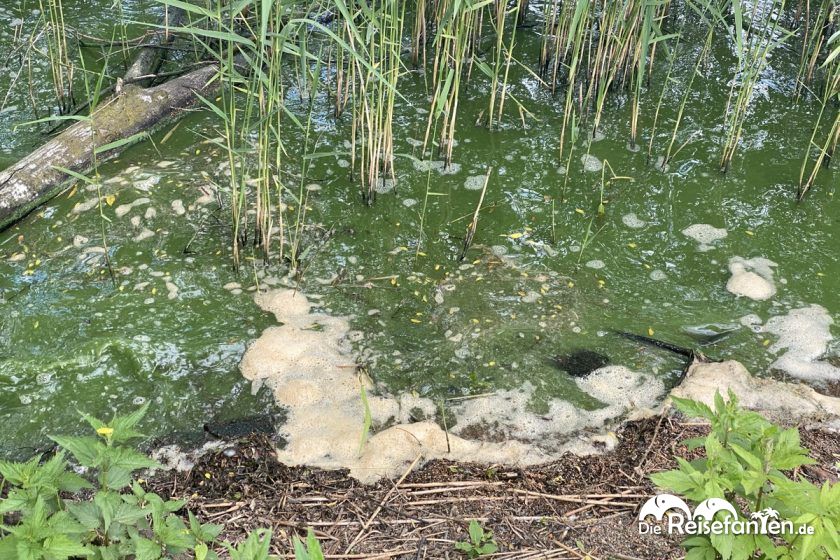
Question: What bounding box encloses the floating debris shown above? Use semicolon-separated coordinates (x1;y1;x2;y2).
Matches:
115;197;151;218
171;199;186;216
621;213;646;229
581;154;603;172
726;256;777;301
681;223;727;250
763;305;840;383
585;259;605;270
464;175;486;190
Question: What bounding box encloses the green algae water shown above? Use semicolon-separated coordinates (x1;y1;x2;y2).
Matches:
1;2;838;455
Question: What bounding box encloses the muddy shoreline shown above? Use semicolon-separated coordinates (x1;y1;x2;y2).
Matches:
145;414;839;559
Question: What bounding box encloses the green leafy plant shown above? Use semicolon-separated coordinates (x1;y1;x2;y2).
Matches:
652;391;840;560
0;404;275;560
292;529;325;560
454;520;498;558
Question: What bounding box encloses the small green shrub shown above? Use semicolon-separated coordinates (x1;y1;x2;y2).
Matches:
652;391;840;560
454;520;498;558
0;404;279;560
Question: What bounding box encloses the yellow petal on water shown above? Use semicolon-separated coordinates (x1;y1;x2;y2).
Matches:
745;230;754;236
390;277;397;286
763;339;770;346
105;195;116;206
151;287;157;295
56;237;62;242
417;252;427;257
598;279;605;287
410;319;421;324
67;185;78;198
434;264;441;271
34;259;41;266
567;281;574;288
33;321;39;329
507;232;524;239
473;259;481;265
119;285;125;292
96;427;114;437
648;327;655;336
575;208;585;215
628;242;637;249
816;272;825;277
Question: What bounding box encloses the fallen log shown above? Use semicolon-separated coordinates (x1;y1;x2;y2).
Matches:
0;62;219;231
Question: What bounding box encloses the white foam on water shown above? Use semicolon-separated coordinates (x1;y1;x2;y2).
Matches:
585;259;605;270
681;223;727;246
763;305;840;383
115;197;151;219
240;289;666;483
373;178;396;194
726;256;777;301
464;175;486;191
622;213;646;229
412;159;462;175
581;154;603;172
649;269;667;281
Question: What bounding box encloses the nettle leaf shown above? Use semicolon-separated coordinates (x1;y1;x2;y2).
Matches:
730;443;763;472
58;471;92;493
711;531;734;560
771;429;816;470
66;501;102;530
133;536;162;560
48;510;89;536
49;436;104;468
102;467;133;490
672;396;714;420
105;447;162;474
729;534;757;560
109;403;150;443
43;534;93;558
0;490;31;514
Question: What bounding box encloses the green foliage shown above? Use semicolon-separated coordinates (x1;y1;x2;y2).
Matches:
292;529;325;560
454;520;498;558
652;391;840;560
0;406;278;560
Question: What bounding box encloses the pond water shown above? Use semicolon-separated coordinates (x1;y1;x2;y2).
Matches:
1;2;838;458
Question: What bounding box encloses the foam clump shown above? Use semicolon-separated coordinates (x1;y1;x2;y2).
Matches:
671;360;840;421
726;256;777;301
581;154;603;172
622;213;646;229
454;367;663;443
682;223;727;251
763;305;840;384
241;290;665;483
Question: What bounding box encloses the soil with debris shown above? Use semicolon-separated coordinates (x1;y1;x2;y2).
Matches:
146;416;839;560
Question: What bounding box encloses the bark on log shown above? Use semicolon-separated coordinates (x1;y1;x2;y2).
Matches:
0;63;219;231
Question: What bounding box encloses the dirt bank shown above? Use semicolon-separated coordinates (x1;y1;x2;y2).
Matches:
146;414;839;559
